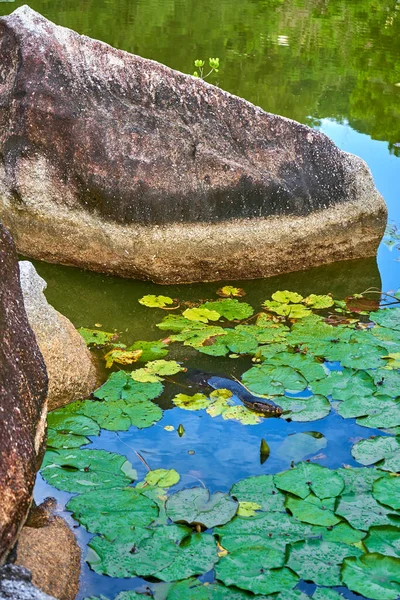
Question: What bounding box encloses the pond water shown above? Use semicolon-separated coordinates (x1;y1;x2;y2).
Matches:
1;1;400;599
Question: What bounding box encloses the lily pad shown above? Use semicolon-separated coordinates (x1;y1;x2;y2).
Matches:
275;394;331;422
67;487;158;537
285;494;341;527
286;538;362;586
230;475;286;512
155;532;218;581
144;469;180;488
274;462;344;499
271;290;304;304
321;522;366;545
41;449;136;493
128;340;169;362
172;393;210;411
94;371;163;402
351;436;400;471
263;300;310;319
217;285;246;298
166;487;238;528
373;476;400;510
78;328;116;346
277;432;327;462
364;526;400;557
139;295;174;308
303;294;334;309
341;553;400;600
131;359;184;383
183;307;221;323
200;299;254;321
104;348;143;368
370;307;400;331
215;546;297;595
164;578;270;599
47;411;100;448
335;492;397;531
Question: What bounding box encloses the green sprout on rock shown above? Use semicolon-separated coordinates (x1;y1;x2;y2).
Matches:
193;57;220;80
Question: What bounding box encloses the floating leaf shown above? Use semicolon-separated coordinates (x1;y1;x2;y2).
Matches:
155;533;218;582
183;307;221;323
128;340;169;361
341;553;400;600
230;475;286;512
351;436;400;471
237;501;262;517
286;538;362;586
200;299;254;321
321;522;366;545
242;363;307;396
78;328;116;346
373;476;400;510
215;546;297;595
172;393;210;411
67;487;158;537
274;462;344;499
131;360;184;383
47;410;100;447
145;469;180;488
271;291;304;304
41;449;136;493
275;394;330;422
104;348;143;368
335;492;397;531
285;494;341;526
139;295;174;308
364;526;400;558
217;286;246;298
94;371;163;402
370;307;400;331
166;487;238;528
263;300;310;319
164;578;270;600
303;294;334;309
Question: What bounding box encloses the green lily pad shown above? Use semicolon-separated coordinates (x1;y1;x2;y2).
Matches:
215;546;297;595
67;487;158;537
373;476;400;510
183;307;221;323
370;369;400;397
155;532;218;581
131;360;184;383
274;462;344;499
78;328;116;347
242;363;307;396
271;290;304;304
94;371;163;402
128;340;169;361
275;394;331;422
165;487;238;528
277;432;327;462
164;578;271;599
364;526;400;557
312;590;345;600
341;553;400;600
285;494;341;526
230;475;286;512
335;492;397;531
104;348;143;368
337;466;384;495
303;294;334;309
356;398;400;429
200;299;254;321
46;429;91;449
87;524;188;578
370;307;400;331
310;368;375;401
139;295;174;308
217;285;246;298
263;300;310;319
266;353;327;383
351;436;400;471
144;469;180;488
286;538;362;586
41;449;137;493
47;411;100;448
172;393;210;411
237;501;262;517
321;522;366;545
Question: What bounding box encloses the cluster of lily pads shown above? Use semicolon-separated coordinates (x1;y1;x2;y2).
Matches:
41;286;400;600
40;448;400;599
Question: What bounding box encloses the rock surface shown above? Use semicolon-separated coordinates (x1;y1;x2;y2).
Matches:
0;224;47;564
0;565;56;600
15;499;80;600
0;7;387;283
19;261;99;411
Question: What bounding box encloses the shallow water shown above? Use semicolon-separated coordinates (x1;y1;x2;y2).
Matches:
1;0;399;598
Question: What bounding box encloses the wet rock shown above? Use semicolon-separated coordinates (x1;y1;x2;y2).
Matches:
15;499;80;600
19;261;99;411
0;7;387;283
0;565;56;600
0;223;48;564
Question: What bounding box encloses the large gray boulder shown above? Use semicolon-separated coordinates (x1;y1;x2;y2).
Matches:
19;261;99;411
0;223;47;564
0;7;387;283
0;565;56;600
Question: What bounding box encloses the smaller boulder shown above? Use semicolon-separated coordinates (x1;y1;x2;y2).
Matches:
19;261;99;411
15;499;80;600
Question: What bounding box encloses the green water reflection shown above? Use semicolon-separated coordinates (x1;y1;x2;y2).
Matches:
1;0;400;154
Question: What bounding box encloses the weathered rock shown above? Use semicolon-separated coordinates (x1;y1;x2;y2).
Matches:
15;499;80;600
0;565;56;600
0;223;47;564
0;7;387;283
19;261;99;411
